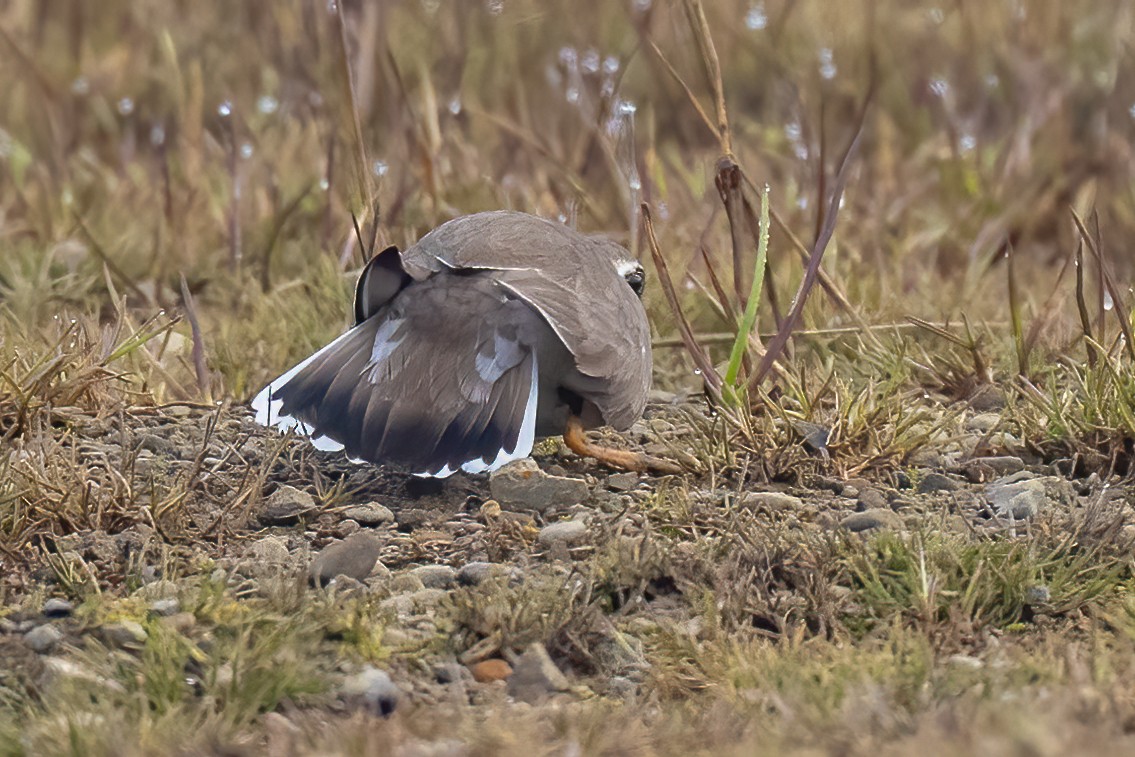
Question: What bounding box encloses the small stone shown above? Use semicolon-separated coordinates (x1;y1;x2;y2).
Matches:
149;598;180;617
841;509;903;533
101;620;148;648
247;536;291;565
856;488;889;511
161;612;197;634
42;598;74;618
490;459;589;512
457;562;507;586
389;573;426;593
538;520;587;547
508;643;570;703
917;472;963;493
967;413;1001;433
606;472;640;492
963;456;1026;482
434;662;471;684
339;666;401;717
260;485;317;526
1026;585;1051;604
469;659;513;683
379;588;447;616
737;491;804;511
342;504;395;527
985;473;1073;520
24;624;64;653
410;565;457;589
309;532;384;587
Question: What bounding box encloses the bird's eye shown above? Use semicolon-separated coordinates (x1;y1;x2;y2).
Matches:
625;266;645;297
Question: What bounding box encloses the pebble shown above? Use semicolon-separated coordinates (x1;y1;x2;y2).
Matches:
606;472;640;492
840;509;903;533
490;459;589;512
247;535;291;565
309;532;384;587
161;612;197;634
508;643;570;703
260;485;317;526
339;666;402;717
985;472;1073;520
967;413;1002;433
24;624;64;653
917;472;964;494
342;504;395;527
469;659;513;683
410;564;457;589
737;491;804;511
457;562;507;586
963;456;1026;482
856;488;889;511
149;598;180;617
101;620;148;648
1026;585;1052;604
42;598;74;618
537;520;588;547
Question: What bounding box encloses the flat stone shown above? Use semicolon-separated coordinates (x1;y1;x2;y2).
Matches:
917;472;964;493
490;459;589;512
101;620;148;648
967;413;1002;433
339;666;401;717
469;659;513;683
508;643;570;702
606;472;640;492
537;520;588;547
260;485;317;526
309;532;384;587
856;488;889;511
841;509;903;533
247;535;291;564
737;491;803;511
410;565;457;589
379;588;447;616
963;456;1026;482
149;598;180;617
457;562;508;586
985;472;1074;519
24;624;64;653
342;504;395;527
42;598;74;618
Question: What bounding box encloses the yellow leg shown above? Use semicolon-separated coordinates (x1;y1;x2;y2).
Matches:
562;415;683;475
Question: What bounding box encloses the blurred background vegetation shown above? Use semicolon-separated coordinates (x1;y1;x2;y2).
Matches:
2;0;1134;457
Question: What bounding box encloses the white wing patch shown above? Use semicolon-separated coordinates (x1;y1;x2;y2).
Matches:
414;352;539;478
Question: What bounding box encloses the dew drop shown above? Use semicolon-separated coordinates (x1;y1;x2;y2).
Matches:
257;95;279;115
617;99;637;115
485;0;504;14
558;213;568;224
927;7;944;23
448;96;462;115
985;73;1000;89
929;78;949;98
565;87;580;105
240;142;254;159
150;124;166;147
1104;291;1115;311
582;49;600;74
117;97;135;116
603;56;620;75
818;48;837;80
694;369;702;376
784;121;802;141
745;2;768;30
71;77;90;95
319;178;330;191
958;133;976;153
372;160;388;177
633;0;652;11
218;101;233;117
559;47;578;68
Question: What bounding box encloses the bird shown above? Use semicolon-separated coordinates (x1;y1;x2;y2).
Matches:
251;210;680;477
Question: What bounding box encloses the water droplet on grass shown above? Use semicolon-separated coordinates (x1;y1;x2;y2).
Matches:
240;142;253;159
745;3;767;30
373;160;388;177
819;48;836;80
218;101;232;117
117;97;134;116
257;95;279;114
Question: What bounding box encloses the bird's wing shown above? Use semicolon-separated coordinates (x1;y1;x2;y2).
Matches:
399;211;651;429
251;274;545;477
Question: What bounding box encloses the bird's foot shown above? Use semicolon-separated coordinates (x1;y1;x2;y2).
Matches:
562;416;683;476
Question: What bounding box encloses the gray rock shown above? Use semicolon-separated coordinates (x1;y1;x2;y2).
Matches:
1026;584;1051;604
149;598;180;617
24;624;64;653
963;456;1026;482
606;472;640;492
410;564;457;589
490;459;589;512
538;520;588;547
378;588;447;616
309;532;384;587
737;491;804;511
339;666;401;717
967;413;1002;433
342;504;395;527
434;662;472;685
917;472;963;493
42;598;74;618
260;485;317;526
457;562;508;586
246;536;292;565
985;472;1074;519
101;620;148;648
841;509;903;533
508;642;570;703
856;488;889;511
